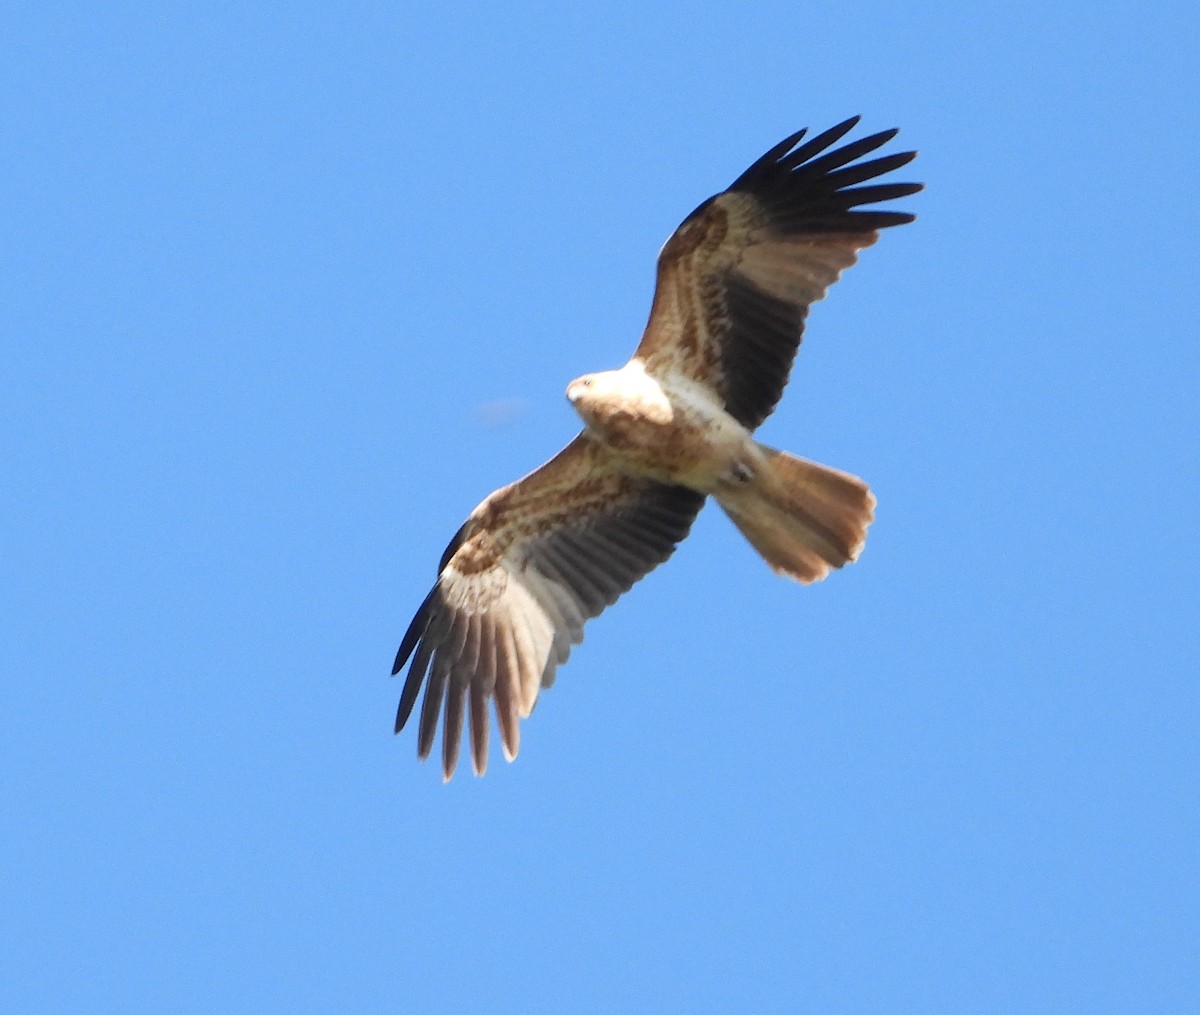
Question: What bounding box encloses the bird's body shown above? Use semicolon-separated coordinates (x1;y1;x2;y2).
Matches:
566;362;750;490
393;117;922;779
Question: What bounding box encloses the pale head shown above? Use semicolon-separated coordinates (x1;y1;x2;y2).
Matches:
564;372;597;406
566;364;673;433
565;371;612;429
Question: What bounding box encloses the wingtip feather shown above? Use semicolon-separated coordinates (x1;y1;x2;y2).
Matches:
392;585;438;675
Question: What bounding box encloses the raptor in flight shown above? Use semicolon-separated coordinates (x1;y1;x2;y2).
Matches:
393;117;921;779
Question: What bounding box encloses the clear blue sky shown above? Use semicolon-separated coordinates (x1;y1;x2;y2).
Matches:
5;3;1197;1012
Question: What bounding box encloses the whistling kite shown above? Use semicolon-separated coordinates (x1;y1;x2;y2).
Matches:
393;117;921;779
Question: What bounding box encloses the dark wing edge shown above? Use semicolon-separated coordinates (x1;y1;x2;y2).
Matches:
719;119;921;427
392;470;705;781
637;117;922;430
727;115;922;233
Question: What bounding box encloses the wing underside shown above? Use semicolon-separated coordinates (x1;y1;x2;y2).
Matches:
393;436;705;779
635;117;921;430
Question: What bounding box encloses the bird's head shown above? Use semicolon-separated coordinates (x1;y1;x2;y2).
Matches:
568;370;637;432
565;373;596;405
566;373;606;430
566;365;671;433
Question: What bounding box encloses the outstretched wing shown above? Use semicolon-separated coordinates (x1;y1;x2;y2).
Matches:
393;435;705;780
634;116;922;430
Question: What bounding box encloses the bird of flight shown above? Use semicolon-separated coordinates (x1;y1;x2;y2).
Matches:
393;116;921;780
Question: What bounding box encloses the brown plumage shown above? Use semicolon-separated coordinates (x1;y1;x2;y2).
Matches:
393;117;921;779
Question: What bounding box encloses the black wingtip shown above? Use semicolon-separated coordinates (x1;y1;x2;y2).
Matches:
824;114;864;136
392;586;439;675
725;118;922;233
734;116;918;192
394;635;435;733
730;121;845;190
776;117;864;170
756;126;810;167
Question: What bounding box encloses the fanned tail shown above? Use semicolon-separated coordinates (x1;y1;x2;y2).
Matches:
716;446;874;583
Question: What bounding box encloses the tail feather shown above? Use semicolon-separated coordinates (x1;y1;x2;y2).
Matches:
717;446;875;584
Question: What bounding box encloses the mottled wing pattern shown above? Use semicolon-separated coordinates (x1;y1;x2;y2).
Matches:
634;117;922;430
393;435;705;780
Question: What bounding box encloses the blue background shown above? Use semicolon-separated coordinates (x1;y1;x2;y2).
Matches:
5;3;1197;1011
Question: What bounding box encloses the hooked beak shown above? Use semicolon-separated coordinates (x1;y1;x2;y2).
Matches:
566;376;592;404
